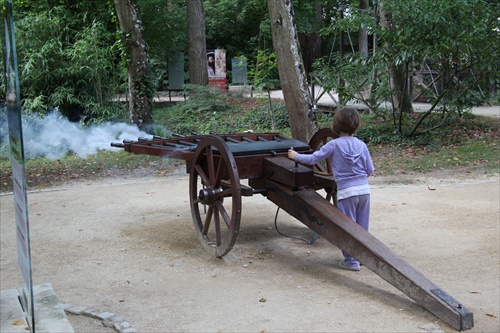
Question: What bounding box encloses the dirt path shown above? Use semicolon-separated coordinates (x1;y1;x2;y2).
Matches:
1;171;499;332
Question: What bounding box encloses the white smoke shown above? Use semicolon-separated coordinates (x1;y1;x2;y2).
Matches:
1;111;154;159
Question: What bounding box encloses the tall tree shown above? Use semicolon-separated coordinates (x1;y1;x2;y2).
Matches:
359;0;369;58
113;0;153;131
379;3;412;116
267;0;318;143
297;1;323;76
187;0;208;85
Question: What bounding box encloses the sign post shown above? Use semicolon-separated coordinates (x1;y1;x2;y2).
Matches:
1;1;35;331
208;49;227;91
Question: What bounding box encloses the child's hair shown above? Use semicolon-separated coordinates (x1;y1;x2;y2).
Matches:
333;108;360;135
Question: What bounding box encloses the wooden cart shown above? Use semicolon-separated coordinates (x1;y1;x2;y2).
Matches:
111;129;473;331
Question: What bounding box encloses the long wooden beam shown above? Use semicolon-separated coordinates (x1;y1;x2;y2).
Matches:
263;158;473;331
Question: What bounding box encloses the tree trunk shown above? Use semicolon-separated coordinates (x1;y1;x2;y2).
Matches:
379;5;412;115
359;0;369;58
268;0;318;143
186;0;208;86
298;2;322;76
113;0;153;131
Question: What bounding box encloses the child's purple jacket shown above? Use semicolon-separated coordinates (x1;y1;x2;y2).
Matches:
294;136;374;190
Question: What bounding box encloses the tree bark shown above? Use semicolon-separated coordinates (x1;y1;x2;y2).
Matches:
298;2;322;76
359;0;369;58
379;5;412;115
268;0;318;143
113;0;153;131
186;0;208;85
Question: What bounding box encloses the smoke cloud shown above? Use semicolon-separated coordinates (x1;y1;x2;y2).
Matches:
0;111;154;159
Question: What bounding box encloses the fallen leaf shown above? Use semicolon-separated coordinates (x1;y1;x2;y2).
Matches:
12;320;24;325
486;313;497;318
468;290;481;294
259;298;266;303
428;187;436;191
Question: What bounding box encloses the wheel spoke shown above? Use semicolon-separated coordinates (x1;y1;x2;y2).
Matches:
316;163;327;173
214;158;224;188
214;206;221;245
202;206;213;235
206;146;215;184
216;187;233;199
216;201;232;228
326;158;332;174
195;164;209;186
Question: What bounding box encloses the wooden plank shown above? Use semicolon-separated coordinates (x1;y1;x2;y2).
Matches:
264;180;473;331
263;156;314;188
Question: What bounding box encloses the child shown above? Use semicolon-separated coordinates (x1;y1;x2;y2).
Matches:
288;108;374;271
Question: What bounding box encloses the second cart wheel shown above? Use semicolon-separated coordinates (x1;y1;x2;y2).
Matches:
308;128;339;205
189;136;242;257
308;128;338;174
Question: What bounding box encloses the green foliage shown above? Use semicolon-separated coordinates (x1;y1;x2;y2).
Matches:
315;111;334;128
248;50;279;91
383;0;499;107
314;53;391;113
5;0;498;144
153;85;245;135
152;85;287;135
315;0;499;137
138;0;187;92
245;101;289;131
357;112;497;148
204;0;267;57
12;3;123;119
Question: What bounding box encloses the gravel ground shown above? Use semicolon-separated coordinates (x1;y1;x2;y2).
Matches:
1;170;499;332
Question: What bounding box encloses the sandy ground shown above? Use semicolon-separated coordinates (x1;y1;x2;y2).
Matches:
1;170;499;333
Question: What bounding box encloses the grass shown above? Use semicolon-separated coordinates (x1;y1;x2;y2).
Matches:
0;151;184;191
1;90;498;193
371;140;499;175
364;114;499;176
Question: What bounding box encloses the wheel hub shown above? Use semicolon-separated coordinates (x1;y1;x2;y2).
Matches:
198;187;221;205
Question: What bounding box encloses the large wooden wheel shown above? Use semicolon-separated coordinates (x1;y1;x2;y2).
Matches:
308;128;339;205
189;136;242;257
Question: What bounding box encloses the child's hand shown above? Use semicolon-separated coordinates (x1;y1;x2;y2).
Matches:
288;149;297;160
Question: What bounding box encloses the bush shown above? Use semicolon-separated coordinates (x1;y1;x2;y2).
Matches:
153;85;248;135
245;102;289;131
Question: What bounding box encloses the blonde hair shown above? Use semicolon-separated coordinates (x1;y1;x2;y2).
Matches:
333;108;360;135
